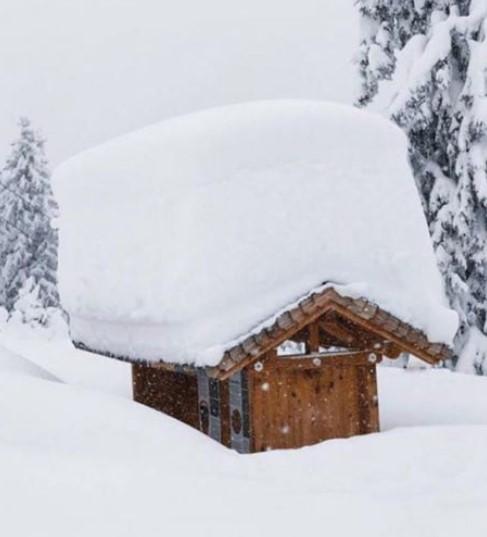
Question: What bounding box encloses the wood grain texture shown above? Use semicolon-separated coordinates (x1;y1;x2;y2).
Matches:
132;364;199;429
219;379;231;448
247;353;380;452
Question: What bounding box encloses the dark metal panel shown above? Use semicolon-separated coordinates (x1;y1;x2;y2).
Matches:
228;370;251;453
197;369;221;442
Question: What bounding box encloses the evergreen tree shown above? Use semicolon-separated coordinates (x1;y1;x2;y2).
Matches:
355;0;487;372
355;0;416;106
0;118;59;318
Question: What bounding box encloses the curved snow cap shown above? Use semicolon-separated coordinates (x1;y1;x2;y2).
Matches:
54;100;457;366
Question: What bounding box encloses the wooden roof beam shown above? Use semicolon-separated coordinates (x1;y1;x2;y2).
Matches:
319;316;364;348
331;302;447;364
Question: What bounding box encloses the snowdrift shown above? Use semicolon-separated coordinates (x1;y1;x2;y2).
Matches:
54;100;457;365
1;345;487;537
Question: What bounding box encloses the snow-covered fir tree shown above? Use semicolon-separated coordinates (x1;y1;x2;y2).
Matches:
355;0;415;107
355;0;487;372
0;118;59;320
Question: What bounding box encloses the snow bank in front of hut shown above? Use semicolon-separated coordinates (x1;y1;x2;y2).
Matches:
2;342;487;537
53;100;457;365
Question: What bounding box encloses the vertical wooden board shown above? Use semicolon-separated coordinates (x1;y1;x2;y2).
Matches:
315;366;334;442
332;365;346;438
293;367;309;449
348;366;367;436
248;367;258;452
307;320;320;353
247;367;257;452
328;366;345;438
268;368;279;450
319;365;337;441
356;365;370;434
327;366;343;439
273;368;288;449
263;368;275;450
280;368;293;449
365;364;380;433
307;368;321;443
132;363;145;402
300;369;318;446
328;365;345;439
273;367;292;450
287;368;300;449
347;364;362;437
219;379;231;448
334;364;357;438
288;368;301;450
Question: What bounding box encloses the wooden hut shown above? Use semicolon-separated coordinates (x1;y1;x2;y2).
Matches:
76;287;451;453
57;101;456;453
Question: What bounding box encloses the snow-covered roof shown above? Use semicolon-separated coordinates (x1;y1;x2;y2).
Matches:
53;100;457;367
208;287;453;379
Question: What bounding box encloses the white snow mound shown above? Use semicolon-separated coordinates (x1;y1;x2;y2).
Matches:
54;100;457;365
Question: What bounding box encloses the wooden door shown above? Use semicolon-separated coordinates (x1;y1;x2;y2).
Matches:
248;354;379;452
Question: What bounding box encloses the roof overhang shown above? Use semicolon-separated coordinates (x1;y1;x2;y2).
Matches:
73;287;453;380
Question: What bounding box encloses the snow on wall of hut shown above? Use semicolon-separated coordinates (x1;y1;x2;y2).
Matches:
53;100;457;365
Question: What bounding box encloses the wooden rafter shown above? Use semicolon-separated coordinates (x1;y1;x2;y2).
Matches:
319;316;361;348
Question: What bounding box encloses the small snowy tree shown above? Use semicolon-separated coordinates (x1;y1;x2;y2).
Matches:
355;1;487;372
0;118;59;319
10;277;47;325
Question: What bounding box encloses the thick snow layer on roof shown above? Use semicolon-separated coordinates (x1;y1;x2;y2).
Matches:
54;100;457;366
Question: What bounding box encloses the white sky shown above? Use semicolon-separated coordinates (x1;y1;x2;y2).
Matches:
0;1;358;166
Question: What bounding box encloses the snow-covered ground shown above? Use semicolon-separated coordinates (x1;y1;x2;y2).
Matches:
1;325;487;537
0;321;130;397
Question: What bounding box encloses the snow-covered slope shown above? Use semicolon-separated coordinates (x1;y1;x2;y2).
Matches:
1;342;487;537
0;321;130;396
0;344;57;381
54;100;457;365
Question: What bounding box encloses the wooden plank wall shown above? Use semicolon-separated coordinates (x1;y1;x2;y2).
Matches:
132;364;200;430
248;354;379;452
132;352;380;453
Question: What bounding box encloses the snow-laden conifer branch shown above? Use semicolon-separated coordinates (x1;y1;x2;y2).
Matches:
356;0;487;372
